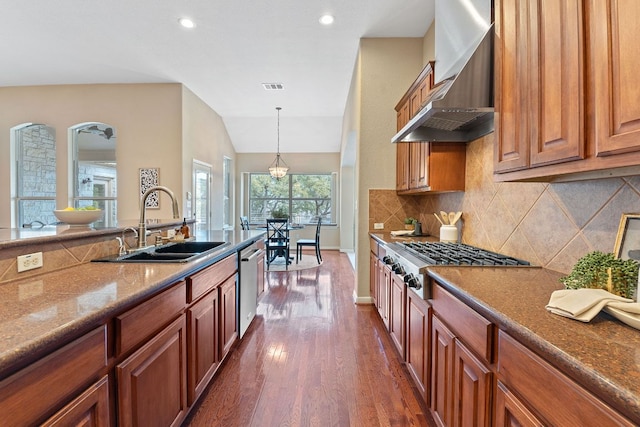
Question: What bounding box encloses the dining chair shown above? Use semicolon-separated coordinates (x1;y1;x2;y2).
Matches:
240;216;250;230
296;217;322;264
266;218;290;270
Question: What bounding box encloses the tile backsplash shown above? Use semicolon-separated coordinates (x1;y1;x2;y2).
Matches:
369;134;640;274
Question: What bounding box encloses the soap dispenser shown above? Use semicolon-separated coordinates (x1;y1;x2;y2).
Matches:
180;218;190;239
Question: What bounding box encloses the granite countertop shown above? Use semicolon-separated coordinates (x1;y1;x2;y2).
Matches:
0;228;265;378
427;266;640;424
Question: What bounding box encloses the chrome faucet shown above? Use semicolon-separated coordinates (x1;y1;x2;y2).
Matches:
137;186;180;249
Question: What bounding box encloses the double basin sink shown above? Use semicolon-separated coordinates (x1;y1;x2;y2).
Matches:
93;241;229;263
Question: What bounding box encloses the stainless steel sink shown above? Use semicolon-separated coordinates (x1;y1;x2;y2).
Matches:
92;241;229;263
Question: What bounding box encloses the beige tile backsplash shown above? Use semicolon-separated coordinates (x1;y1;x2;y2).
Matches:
369;134;640;274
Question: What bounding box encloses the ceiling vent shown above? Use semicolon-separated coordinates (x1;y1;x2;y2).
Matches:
262;83;284;90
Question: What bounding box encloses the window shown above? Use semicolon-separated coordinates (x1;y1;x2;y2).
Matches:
248;173;336;224
222;157;232;229
14;124;57;227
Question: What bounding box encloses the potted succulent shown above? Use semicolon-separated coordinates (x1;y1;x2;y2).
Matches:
404;217;417;230
559;251;639;298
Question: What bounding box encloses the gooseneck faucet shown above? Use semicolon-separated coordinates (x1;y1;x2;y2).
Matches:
137;186;180;249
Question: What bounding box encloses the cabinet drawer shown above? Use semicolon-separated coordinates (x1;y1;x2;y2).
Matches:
370;237;379;256
498;331;635;426
116;281;186;356
0;326;107;427
187;254;237;302
431;284;494;363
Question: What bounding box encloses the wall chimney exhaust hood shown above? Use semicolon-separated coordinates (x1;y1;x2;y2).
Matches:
392;0;493;143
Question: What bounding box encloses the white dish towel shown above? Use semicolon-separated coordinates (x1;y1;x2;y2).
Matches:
546;288;633;322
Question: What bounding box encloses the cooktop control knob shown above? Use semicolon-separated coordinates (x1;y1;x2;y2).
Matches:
383;255;394;265
392;264;405;275
405;274;422;289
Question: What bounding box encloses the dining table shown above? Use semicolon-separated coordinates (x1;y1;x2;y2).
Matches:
256;223;305;266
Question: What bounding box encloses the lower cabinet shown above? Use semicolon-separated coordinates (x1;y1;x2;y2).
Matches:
405;290;430;403
498;331;635;426
452;338;492;426
430;315;455;427
377;262;391;330
0;325;108;427
117;315;188;427
494;381;544;427
220;274;238;358
389;271;406;357
187;288;219;405
42;376;111;427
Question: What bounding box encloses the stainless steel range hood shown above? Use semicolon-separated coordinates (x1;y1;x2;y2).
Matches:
392;0;494;143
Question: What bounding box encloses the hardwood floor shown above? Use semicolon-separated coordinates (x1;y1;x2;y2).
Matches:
183;250;435;426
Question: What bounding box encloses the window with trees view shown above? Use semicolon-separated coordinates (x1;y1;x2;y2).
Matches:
248;173;335;225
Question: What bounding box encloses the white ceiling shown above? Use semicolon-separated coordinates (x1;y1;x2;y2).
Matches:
1;0;434;154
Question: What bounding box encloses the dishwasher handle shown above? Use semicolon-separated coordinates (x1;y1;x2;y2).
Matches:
241;248;263;262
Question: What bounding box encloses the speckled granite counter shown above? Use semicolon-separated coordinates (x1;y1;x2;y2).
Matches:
426;266;640;424
0;228;265;378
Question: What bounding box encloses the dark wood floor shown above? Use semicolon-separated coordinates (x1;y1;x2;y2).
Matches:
183;250;435;426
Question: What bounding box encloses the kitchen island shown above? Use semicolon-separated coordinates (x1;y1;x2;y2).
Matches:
370;232;640;425
0;224;265;426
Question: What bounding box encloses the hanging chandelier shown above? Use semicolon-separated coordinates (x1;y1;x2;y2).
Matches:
269;107;289;179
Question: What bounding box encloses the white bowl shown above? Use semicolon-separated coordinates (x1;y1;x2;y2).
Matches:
54;209;103;226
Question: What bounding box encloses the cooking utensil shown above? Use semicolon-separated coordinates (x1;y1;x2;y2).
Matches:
448;212;456;225
450;211;462;225
440;211;449;225
434;213;444;225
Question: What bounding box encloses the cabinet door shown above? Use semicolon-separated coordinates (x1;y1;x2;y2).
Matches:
452;340;492;427
42;376;110;427
187;289;219;405
406;291;430;403
389;272;406;357
528;0;584;167
591;0;640;156
495;381;544;427
220;275;238;358
396;143;410;191
376;262;391;330
117;315;187;427
431;315;455;427
410;142;429;189
494;0;531;172
369;252;378;305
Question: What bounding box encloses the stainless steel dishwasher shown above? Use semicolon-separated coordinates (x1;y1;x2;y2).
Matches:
239;242;263;338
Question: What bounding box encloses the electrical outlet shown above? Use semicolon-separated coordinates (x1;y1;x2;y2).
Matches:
17;252;43;273
374;222;384;230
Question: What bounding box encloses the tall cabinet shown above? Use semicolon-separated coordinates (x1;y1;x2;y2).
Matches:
495;0;640;181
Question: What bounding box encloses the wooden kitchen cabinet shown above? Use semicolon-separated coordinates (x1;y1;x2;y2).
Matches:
405;289;430;404
430;284;494;427
494;381;544;427
369;252;378;305
376;259;391;330
220;274;238;358
498;331;635;426
117;314;188;427
187;288;219;405
495;0;640;181
0;326;108;427
389;271;406;357
42;375;110;427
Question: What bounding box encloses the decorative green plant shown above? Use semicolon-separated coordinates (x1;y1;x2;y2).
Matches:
559;251;639;298
271;207;289;219
404;217;416;225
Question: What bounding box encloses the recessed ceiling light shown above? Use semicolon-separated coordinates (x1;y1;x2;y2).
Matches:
319;14;334;26
178;18;196;29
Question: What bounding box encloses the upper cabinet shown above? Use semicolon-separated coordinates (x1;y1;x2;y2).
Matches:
495;0;640;181
395;62;466;194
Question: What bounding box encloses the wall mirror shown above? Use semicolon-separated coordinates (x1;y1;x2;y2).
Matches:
70;122;117;227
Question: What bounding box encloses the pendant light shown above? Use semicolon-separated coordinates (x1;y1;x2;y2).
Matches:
268;107;289;179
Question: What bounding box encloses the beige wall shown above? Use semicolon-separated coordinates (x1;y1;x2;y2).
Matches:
181;87;236;226
351;37;424;302
0;83;236;228
423;21;435;65
235;152;342;249
368;133;640;275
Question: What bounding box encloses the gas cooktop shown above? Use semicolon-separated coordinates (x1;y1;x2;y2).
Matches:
398;241;531;266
